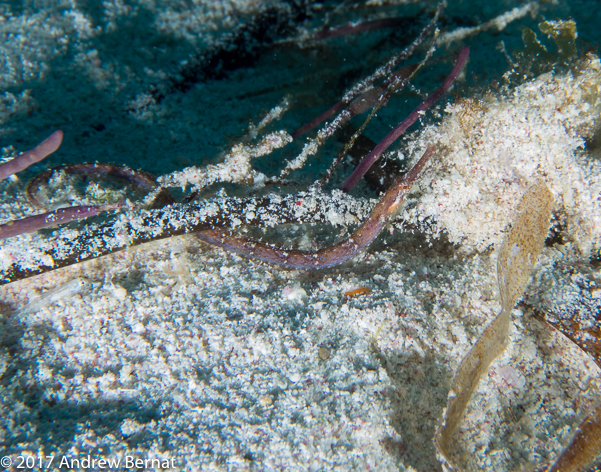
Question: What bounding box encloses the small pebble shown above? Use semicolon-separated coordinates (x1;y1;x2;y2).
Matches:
318;346;330;360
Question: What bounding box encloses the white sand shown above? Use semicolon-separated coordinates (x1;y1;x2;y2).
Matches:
1;1;601;471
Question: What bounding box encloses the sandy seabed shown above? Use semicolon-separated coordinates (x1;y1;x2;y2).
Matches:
1;0;601;471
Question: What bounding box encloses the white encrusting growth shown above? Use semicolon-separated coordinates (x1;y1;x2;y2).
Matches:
403;54;601;254
280;113;352;179
438;2;538;45
159;130;292;191
246;97;291;141
0;190;376;279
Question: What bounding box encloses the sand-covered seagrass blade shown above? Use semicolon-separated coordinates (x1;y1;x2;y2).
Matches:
435;179;554;470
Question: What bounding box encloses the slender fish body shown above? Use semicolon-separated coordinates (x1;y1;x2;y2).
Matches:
20;277;90;314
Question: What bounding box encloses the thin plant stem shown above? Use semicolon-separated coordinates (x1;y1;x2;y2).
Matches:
0;203;124;240
196;145;435;269
0;130;63;181
314;31;440;189
342;46;469;192
311;17;410;41
26;163;159;209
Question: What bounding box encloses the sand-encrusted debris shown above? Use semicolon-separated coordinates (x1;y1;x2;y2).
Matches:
404;54;601;254
435;179;553;470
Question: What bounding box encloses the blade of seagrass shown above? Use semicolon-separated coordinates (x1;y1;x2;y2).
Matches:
435;179;554;470
0;192;374;286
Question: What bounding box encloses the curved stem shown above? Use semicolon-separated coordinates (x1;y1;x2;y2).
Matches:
0;130;63;181
342;47;469;192
26;162;159;209
0;203;124;240
196;145;435;269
